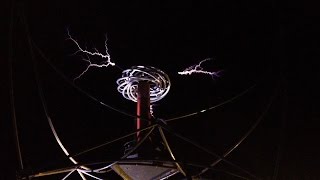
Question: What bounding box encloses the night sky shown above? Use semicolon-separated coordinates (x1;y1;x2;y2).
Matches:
2;1;320;180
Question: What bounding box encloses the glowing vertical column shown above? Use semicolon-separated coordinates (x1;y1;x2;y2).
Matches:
136;81;151;142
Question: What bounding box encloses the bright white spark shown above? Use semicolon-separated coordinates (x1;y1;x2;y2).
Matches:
178;58;222;78
150;104;154;117
67;30;115;81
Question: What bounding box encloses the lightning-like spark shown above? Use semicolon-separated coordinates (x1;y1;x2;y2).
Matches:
67;30;115;81
150;104;154;117
178;58;222;78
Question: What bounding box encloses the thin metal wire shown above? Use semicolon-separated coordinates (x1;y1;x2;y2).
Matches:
78;170;103;180
158;126;186;176
165;84;256;122
159;124;260;180
196;81;280;177
20;7;91;180
61;169;76;180
272;84;287;180
8;1;24;171
77;170;86;180
71;124;157;158
93;126;156;173
29;158;250;179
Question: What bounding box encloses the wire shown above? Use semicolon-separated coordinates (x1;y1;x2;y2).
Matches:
158;126;186;176
272;83;287;180
22;4;72;161
93;126;156;173
71;124;157;158
158;124;260;180
165;84;256;122
19;6;91;180
78;170;103;180
30;158;250;179
9;1;24;171
196;80;280;177
61;169;76;180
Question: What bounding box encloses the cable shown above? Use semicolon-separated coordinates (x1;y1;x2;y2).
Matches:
158;126;186;176
30;158;250;179
8;1;24;171
93;126;156;173
272;83;287;180
158;124;260;180
61;169;76;180
165;84;256;122
196;80;280;177
19;6;92;180
78;169;103;180
71;124;157;158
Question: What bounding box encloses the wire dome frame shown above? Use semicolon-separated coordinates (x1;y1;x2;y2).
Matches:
9;4;282;180
13;38;268;180
116;66;171;103
22;41;271;180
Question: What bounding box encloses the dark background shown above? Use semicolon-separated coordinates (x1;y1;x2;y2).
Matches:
2;1;319;179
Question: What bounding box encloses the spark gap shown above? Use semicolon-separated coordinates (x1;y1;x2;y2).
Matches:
178;58;222;79
67;30;115;81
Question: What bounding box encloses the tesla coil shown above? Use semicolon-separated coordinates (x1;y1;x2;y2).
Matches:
114;66;185;179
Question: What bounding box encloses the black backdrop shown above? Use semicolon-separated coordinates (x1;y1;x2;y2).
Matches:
2;1;319;179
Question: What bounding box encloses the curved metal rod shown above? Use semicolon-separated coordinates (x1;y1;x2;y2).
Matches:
158;124;260;180
195;79;280;177
158;126;186;176
61;169;76;180
165;84;256;122
78;169;103;180
9;2;24;171
30;158;249;179
93;125;156;173
19;7;91;180
71;124;157;158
